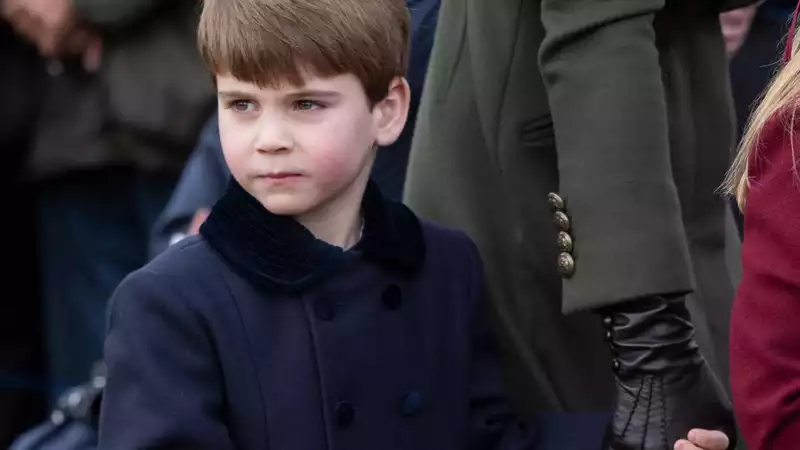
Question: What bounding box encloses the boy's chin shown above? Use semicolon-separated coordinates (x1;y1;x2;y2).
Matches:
258;195;316;217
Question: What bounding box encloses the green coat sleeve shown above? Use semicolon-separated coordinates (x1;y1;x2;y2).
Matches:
73;0;164;30
539;0;694;312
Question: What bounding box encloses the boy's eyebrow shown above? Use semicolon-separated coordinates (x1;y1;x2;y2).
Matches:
285;90;343;100
217;89;343;100
217;90;256;99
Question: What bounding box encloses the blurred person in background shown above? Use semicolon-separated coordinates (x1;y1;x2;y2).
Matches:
0;18;46;448
1;0;215;399
726;0;795;133
720;2;760;57
148;113;228;259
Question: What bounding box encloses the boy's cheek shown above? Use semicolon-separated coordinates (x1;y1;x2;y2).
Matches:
305;131;372;178
310;153;360;185
219;128;254;167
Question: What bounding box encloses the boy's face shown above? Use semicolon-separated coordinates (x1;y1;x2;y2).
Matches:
216;72;409;218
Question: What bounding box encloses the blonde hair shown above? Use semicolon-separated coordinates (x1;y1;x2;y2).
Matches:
198;0;410;104
724;33;800;209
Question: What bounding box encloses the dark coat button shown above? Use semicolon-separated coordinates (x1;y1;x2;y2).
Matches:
382;284;402;310
602;316;613;328
557;231;573;253
612;359;620;372
548;193;565;211
557;253;575;278
604;330;613;342
314;298;336;321
553;211;571;231
400;391;424;417
335;401;356;428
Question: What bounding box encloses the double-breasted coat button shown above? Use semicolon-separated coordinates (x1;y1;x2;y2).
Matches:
548;193;565;211
382;284;402;310
335;401;356;428
400;391;424;417
604;330;613;342
602;316;613;328
612;359;621;372
313;298;336;321
557;253;575;278
553;211;570;232
556;231;573;253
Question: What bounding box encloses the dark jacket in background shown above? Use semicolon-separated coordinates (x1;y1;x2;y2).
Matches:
0;21;42;178
148;114;229;258
28;0;215;180
731;1;795;132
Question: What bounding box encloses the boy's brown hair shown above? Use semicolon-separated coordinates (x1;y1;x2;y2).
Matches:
198;0;410;104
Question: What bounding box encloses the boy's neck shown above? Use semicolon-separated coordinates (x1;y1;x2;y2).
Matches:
295;182;366;250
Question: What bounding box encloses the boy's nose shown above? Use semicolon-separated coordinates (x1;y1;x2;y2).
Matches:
254;121;292;153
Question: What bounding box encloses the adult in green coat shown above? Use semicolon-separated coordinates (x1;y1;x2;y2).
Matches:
404;0;751;447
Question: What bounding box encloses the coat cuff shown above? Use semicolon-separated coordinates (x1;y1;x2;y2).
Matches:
545;190;694;314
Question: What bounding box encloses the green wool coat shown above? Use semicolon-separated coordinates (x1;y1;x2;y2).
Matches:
404;0;749;413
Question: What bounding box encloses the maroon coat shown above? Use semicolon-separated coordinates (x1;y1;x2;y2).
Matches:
730;114;800;449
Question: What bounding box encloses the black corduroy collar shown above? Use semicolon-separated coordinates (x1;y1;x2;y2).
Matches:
200;179;426;293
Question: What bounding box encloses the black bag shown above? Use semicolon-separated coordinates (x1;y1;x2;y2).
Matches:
9;365;104;450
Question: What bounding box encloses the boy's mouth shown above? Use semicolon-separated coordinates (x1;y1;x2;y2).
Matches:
258;172;305;180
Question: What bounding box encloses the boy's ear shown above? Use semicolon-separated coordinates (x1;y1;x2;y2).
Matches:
373;77;411;147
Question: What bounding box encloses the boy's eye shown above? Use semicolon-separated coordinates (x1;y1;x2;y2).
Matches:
229;100;256;113
293;99;323;111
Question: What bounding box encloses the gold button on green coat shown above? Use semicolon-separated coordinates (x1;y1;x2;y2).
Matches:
554;211;570;232
557;232;573;253
548;193;565;211
558;252;575;278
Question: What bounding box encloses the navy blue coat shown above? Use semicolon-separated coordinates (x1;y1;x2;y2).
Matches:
99;180;541;449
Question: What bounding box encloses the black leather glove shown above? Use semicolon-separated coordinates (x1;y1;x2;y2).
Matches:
597;296;737;450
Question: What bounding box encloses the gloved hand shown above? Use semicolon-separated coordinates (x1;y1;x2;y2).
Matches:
597;296;737;450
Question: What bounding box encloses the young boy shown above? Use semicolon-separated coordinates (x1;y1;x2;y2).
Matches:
97;0;733;448
97;0;536;448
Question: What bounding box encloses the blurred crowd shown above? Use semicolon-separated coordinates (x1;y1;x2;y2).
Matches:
0;0;794;447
